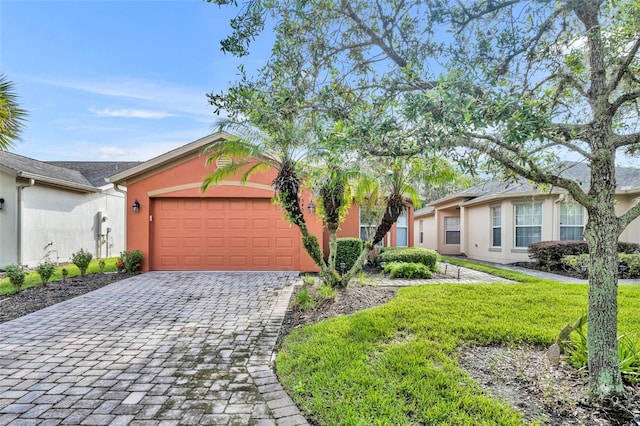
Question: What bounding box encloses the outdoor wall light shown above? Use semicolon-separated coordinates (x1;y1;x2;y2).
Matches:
0;198;4;210
132;199;140;213
308;200;316;214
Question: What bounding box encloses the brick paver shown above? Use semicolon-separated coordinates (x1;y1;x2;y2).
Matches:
0;272;308;426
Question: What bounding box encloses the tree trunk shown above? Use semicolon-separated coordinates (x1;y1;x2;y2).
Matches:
584;161;625;397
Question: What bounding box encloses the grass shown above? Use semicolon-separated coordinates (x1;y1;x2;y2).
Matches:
276;259;640;425
0;257;119;296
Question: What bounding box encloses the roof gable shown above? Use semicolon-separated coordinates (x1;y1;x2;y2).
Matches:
109;132;232;185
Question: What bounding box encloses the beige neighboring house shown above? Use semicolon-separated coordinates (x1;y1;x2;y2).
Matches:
0;152;139;268
414;162;640;264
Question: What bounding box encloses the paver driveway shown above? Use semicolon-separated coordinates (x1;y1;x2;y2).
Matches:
0;272;308;426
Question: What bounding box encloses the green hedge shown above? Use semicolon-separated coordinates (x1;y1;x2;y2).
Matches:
383;262;432;279
336;238;364;272
563;253;640;277
530;240;640;270
378;247;440;271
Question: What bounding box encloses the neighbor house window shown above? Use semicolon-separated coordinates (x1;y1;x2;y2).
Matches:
491;206;502;247
560;202;585;240
514;203;542;248
396;210;408;247
360;208;383;247
419;220;424;244
444;216;460;245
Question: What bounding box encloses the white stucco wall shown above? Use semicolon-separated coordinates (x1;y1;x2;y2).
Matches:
0;171;18;267
20;184;126;267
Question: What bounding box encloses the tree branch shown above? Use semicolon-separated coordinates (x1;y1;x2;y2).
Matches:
618;196;640;232
613;131;640;148
607;36;640;96
610;89;640;115
460;138;593;207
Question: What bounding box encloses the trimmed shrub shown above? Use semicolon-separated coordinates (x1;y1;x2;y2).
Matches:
618;253;640;276
561;254;590;275
383;262;432;279
336;238;364;272
378;247;440;271
120;250;143;273
528;241;588;269
71;249;93;276
530;240;640;270
562;253;640;278
36;260;57;284
4;264;26;292
618;242;640;254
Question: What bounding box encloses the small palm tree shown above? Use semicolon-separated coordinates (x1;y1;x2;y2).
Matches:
0;74;27;150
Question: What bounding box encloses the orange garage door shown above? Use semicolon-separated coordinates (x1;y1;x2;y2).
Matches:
151;198;301;270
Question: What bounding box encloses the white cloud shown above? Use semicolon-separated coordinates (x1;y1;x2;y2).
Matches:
36;75;213;119
91;108;176;119
97;146;127;156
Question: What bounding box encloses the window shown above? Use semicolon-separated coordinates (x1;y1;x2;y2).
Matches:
359;208;384;247
560;202;585;240
491;206;502;247
396;210;408;247
514;203;542;248
444;216;460;245
419;220;424;244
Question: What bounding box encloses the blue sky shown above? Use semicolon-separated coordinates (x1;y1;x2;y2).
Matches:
1;0;271;161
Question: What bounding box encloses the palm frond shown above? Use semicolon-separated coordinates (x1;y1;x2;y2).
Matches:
240;162;273;185
201;161;252;192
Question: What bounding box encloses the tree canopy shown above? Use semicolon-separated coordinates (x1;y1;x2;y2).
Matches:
209;0;640;398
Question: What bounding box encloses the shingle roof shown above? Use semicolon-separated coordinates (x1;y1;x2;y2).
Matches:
48;161;140;187
430;161;640;207
0;152;94;188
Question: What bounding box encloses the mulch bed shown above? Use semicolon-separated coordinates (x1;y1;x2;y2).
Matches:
0;272;133;324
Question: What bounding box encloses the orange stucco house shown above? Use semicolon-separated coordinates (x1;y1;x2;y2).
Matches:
110;133;413;272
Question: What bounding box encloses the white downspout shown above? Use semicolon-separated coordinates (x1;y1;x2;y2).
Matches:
17;178;35;265
113;183;128;253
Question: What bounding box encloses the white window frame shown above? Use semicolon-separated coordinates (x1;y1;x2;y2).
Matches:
514;203;543;248
444;216;460;245
491;206;502;248
559;201;585;241
359;208;384;247
396;209;408;247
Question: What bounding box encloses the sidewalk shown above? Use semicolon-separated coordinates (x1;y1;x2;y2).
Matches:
447;257;640;285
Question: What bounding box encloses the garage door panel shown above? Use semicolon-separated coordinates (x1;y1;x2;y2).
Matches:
183;200;202;210
152;198;300;270
229;237;247;248
206;237;224;247
206;218;225;230
159;237;179;248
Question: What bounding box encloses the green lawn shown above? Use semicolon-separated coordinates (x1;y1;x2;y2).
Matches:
0;257;119;296
276;261;640;425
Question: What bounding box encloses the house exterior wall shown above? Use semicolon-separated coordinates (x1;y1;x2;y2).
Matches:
123;153;323;273
435;207;461;255
19;184;126;267
463;196;556;263
414;215;437;250
0;171;18;267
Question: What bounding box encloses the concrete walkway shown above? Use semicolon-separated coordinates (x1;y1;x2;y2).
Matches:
365;262;513;286
0;272;308;426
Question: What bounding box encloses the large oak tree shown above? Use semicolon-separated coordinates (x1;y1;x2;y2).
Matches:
210;0;640;398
